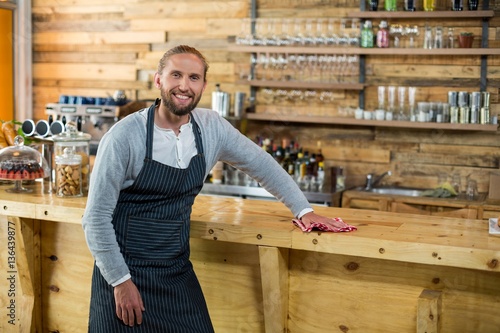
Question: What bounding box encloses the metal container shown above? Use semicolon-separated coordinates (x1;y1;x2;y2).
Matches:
211;84;230;117
233;92;246;118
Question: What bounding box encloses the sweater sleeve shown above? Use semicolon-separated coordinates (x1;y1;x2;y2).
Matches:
194;110;312;217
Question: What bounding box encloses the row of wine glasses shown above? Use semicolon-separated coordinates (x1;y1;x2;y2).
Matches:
236;17;361;47
260;88;336;106
250;53;359;83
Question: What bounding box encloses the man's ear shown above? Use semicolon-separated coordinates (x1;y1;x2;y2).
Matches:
153;72;161;89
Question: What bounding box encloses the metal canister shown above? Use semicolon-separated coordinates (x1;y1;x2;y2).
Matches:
448;91;459;123
480;92;491;124
233;92;246;118
211;83;230;117
458;91;470;123
470;92;481;124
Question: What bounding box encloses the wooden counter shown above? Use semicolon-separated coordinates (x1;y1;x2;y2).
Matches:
1;183;500;333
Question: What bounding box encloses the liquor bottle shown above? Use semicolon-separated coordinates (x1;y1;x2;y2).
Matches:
368;0;379;11
404;0;416;11
316;162;325;192
451;0;463;10
423;0;436;11
385;0;397;11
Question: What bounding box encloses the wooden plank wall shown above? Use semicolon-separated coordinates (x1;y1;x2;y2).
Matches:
32;0;500;193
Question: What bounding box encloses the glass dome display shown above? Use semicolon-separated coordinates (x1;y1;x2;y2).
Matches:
0;135;50;193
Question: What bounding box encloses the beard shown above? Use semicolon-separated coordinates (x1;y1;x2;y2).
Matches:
161;88;202;116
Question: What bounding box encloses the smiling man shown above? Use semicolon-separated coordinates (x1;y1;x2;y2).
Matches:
82;45;349;332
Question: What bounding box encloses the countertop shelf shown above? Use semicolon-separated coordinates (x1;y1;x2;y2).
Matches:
228;45;500;56
348;10;495;19
245;113;499;131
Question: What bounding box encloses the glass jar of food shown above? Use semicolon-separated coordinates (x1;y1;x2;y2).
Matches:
55;147;82;197
52;123;91;193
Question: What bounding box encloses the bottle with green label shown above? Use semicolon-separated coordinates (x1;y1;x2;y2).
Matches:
361;20;374;48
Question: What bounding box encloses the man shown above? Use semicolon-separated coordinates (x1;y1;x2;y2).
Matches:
82;45;349;332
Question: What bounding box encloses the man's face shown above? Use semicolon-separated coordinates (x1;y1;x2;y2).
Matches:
155;53;207;116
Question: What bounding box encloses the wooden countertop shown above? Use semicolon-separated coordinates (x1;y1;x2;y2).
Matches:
1;183;499;273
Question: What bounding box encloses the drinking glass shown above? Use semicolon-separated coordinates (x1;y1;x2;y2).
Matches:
451;172;461;195
378;86;386;110
397;86;408;120
388;86;396;113
433;26;443;49
466;179;478;200
423;25;433;49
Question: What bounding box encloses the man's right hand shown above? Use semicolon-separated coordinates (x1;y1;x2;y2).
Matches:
114;279;145;326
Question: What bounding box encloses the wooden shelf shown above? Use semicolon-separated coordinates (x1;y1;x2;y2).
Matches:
245;113;499;132
237;79;364;90
228;45;500;56
348;10;495;19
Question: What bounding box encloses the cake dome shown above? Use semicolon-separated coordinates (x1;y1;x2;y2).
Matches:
0;135;50;192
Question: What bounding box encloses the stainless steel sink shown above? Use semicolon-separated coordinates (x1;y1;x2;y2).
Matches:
357;186;427;197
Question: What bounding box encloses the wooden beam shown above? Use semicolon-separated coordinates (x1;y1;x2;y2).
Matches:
259;246;289;333
417;289;442;333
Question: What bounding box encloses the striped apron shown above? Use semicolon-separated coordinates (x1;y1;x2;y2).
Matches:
88;100;214;332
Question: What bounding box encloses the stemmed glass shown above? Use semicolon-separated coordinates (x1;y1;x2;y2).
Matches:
325;18;339;46
405;25;419;48
408;86;417;121
338;18;350;47
236;18;251;45
315;19;327;45
303;19;316;45
389;24;403;48
349;19;361;47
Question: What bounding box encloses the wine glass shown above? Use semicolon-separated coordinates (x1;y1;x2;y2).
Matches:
389;24;403;48
405;25;419;48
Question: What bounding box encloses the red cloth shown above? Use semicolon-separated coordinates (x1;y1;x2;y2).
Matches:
292;218;357;233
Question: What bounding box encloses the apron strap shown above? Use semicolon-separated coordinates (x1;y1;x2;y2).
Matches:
145;98;160;160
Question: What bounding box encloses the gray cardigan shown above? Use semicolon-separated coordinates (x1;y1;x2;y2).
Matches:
82;106;311;285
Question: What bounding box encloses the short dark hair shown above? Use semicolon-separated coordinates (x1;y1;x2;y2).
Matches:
157;45;209;82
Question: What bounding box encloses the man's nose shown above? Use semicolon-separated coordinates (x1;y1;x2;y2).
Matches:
178;77;190;90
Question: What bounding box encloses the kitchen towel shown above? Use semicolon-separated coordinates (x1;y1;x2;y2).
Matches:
292;218;357;233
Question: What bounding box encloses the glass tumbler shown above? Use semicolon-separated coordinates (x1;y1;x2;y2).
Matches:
466;179;478;200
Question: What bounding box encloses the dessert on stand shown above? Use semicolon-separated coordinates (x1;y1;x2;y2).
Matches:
0;135;50;193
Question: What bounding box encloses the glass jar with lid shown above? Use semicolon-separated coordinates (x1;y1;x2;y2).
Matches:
55;147;82;197
52;123;91;193
0;135;50;193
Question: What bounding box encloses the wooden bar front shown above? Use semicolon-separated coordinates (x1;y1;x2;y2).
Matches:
0;183;499;333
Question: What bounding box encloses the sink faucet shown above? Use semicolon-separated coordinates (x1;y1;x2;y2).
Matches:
365;171;392;190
